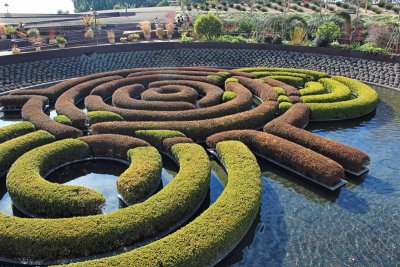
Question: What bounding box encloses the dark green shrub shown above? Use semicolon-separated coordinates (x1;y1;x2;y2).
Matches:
268;75;304;87
223;6;228;11
194;13;223;40
377;1;385;7
0;121;35;144
117;146;162;205
315;21;341;43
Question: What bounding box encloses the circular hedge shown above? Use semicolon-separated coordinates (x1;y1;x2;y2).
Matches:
0;66;378;265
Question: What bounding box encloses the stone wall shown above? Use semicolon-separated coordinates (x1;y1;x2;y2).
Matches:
0;44;398;92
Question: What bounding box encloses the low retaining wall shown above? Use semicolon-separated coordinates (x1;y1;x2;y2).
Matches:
0;42;399;92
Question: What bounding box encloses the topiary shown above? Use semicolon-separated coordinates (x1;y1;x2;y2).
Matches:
194;13;223;40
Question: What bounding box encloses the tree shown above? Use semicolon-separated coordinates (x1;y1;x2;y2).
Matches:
194;13;223;40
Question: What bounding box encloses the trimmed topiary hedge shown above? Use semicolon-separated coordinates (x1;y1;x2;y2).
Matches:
112;84;196;111
149;80;223;108
0;130;56;173
134;130;186;149
206;130;345;186
6;139;105;217
79;134;149;158
299;81;326;96
269;103;310;128
54;115;72;126
64;141;261;267
0;121;35;143
301;78;352;103
86;82;254;122
0;143;210;261
162;136;194;152
117;146;162;204
306;76;379;120
21;96;83;139
261;77;300;96
222;91;237;102
252;71;313;81
55;76;121;129
273;86;287;96
267;75;305;88
0;95;37;109
235;67;329;80
234;76;278;101
91;101;277;141
87;111;124;124
141;85;198;103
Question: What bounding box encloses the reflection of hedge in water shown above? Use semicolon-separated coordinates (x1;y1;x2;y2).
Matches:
0;66;380;265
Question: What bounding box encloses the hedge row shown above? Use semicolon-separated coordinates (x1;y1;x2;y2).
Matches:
268;103;310;128
233;76;278;101
117;146;162;205
252;71;313;81
21;96;83;139
54;76;121;129
126;67;254;78
299;81;326;96
162;136;194;153
267;75;305;88
206;130;345;186
91;101;277;141
0;121;35;143
235;67;329;80
222;91;237;102
288;95;302;104
65;141;261;267
54;115;72;126
264;122;370;172
141;85;198;103
86;82;254;122
301;78;352;103
0;95;36;109
78;134;149;158
306;77;379;120
261;77;301;96
10;70;129;101
0;130;55;174
0;143;210;260
273;86;287;96
6;139;105;218
127;69;217;77
112;84;196;111
149;80;224;108
134;130;186;149
278;102;293;113
87;111;124;124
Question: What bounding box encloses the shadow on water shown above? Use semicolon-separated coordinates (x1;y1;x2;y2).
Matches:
218;179;288;267
335;188;370;214
257;159;340;204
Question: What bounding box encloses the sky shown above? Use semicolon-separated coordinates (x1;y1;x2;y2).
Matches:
0;0;75;14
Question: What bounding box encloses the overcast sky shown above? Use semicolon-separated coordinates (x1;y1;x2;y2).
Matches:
1;0;75;14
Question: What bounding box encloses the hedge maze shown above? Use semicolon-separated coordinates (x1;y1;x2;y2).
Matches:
0;66;378;265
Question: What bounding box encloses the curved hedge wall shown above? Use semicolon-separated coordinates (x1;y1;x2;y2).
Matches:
0;121;35;143
301;78;352;103
6;139;105;218
0;143;210;261
117;146;162;205
64;141;261;267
